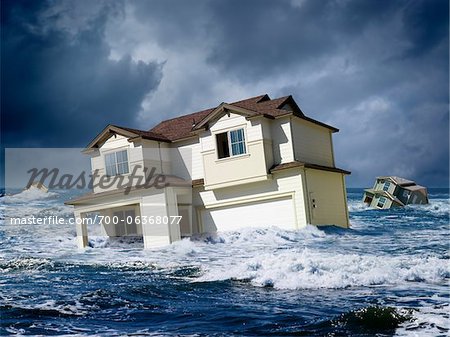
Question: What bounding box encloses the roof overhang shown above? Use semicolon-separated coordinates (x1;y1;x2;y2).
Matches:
82;125;135;154
270;161;351;175
376;176;415;186
82;125;169;154
192;103;263;131
296;115;339;133
192;103;254;130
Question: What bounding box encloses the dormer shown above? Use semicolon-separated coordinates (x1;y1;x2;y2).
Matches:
196;103;274;190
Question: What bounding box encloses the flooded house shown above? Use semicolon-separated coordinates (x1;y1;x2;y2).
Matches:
363;176;428;209
66;94;351;249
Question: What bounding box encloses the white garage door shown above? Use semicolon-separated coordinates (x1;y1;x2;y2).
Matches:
201;197;296;232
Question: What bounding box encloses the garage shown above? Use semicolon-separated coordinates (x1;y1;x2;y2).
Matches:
200;196;296;232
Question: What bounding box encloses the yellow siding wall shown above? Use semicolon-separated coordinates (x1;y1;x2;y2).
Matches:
200;113;270;189
270;117;294;164
90;135;140;193
374;180;396;195
195;169;308;230
90;135;175;194
292;119;334;167
370;194;393;209
171;139;203;180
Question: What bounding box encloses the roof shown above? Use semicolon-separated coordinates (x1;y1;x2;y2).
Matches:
85;94;339;148
403;184;428;197
148;94;338;142
270;161;351;175
377;176;415;186
112;125;170;142
84;124;169;150
403;184;427;191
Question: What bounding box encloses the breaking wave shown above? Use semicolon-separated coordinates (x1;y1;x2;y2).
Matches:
194;247;449;289
2;187;58;203
1;188;449;336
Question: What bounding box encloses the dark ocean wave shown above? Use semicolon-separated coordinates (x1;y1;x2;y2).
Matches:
1;188;449;336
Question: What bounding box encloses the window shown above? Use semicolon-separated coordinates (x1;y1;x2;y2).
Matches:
216;128;246;159
105;150;129;176
383;182;390;191
377;196;386;208
216;132;230;159
230;129;246;156
113;209;137;236
402;190;409;198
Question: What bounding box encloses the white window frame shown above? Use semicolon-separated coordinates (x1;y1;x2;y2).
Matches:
377;196;387;208
104;149;130;177
229;128;246;156
215;127;248;160
383;182;390;192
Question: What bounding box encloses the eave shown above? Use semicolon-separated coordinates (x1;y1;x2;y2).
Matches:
270;161;351;175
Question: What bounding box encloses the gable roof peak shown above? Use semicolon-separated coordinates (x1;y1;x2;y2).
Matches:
148;93;339;141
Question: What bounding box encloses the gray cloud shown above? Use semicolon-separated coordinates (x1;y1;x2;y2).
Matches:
2;0;163;147
2;0;448;188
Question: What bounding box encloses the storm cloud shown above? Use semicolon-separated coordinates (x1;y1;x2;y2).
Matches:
1;0;448;187
1;0;162;147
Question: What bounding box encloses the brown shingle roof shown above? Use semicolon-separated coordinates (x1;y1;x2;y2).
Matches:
91;94;339;147
377;176;416;186
148;94;337;141
149;94;269;141
85;124;169;149
110;125;169;142
148;107;215;142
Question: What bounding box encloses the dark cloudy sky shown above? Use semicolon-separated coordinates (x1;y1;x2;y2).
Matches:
1;0;448;187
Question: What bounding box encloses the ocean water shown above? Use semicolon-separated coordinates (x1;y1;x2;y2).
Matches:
0;188;449;336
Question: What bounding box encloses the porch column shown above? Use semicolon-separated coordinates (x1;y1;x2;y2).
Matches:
165;187;181;244
74;211;88;249
140;190;172;249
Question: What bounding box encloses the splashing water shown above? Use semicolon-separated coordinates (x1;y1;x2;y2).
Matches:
1;188;449;336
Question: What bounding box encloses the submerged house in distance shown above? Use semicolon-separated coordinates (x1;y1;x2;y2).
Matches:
26;181;48;193
66;94;350;249
363;176;428;209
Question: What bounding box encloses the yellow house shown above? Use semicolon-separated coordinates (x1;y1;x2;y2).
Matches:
363;176;429;209
66;94;350;249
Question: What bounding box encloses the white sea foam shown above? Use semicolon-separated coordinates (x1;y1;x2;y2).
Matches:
416;199;450;217
1;189;449;336
395;303;450;336
3;298;87;317
3;187;58;203
0;257;54;273
347;200;370;213
194;249;449;289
